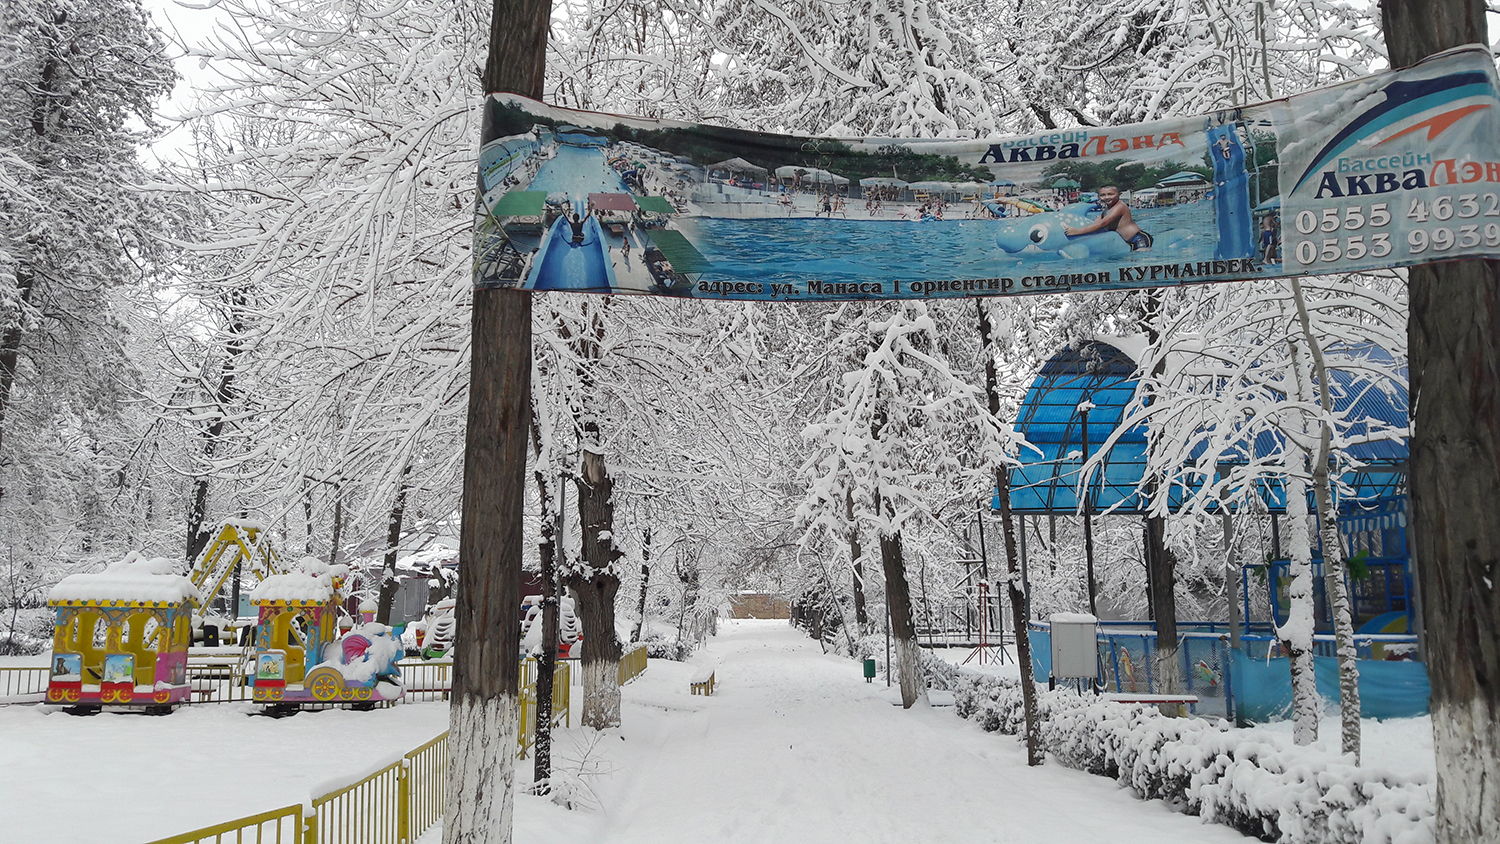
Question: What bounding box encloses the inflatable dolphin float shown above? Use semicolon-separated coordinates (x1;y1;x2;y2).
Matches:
995;201;1192;260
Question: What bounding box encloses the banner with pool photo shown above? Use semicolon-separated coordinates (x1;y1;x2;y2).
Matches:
473;47;1500;301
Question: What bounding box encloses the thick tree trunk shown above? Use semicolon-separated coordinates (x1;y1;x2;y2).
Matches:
571;446;623;729
185;290;247;565
445;0;545;839
329;486;344;566
847;491;868;630
631;527;650;643
1381;8;1500;838
1143;516;1181;695
997;469;1043;765
376;467;412;626
878;524;922;708
976;298;1041;764
1;16;67;481
302;480;315;555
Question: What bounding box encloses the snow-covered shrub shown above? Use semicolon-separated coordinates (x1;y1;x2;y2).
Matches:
0;607;51;655
640;634;693;661
946;670;1435;844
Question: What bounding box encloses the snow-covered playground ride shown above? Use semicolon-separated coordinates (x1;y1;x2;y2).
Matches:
46;553;200;712
188;520;287;621
249;559;404;708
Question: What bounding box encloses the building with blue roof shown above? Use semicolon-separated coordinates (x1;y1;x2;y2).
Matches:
1004;337;1426;723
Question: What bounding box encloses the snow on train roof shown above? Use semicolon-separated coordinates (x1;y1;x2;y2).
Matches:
49;553;200;605
250;558;350;604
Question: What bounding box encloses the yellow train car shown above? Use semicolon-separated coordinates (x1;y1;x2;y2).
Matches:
47;554;200;713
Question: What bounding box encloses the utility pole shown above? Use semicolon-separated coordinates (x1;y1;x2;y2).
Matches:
1079;403;1098;617
1381;3;1500;840
446;0;548;841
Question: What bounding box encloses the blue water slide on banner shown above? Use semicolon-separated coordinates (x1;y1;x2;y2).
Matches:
1230;649;1431;723
1207;121;1255;260
478;47;1500;299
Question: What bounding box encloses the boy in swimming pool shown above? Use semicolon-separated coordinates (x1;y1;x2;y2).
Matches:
1062;185;1153;250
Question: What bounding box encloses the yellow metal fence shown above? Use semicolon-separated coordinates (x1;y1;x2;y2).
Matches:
518;658;570;758
147;732;449;844
397;658;452;702
617;643;648;685
147;658;568;844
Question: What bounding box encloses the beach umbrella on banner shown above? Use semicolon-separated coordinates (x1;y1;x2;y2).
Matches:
1051;177;1081;189
709;157;768;176
1156;170;1210;186
988;178;1017;187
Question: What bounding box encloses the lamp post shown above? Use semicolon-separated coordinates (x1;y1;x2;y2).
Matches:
1079;401;1099;617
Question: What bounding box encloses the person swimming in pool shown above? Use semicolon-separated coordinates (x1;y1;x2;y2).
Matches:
1062;184;1153;250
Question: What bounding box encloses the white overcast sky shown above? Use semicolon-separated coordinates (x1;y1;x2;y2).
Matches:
141;0;225;164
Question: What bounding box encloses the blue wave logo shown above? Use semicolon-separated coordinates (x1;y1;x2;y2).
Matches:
1293;71;1496;193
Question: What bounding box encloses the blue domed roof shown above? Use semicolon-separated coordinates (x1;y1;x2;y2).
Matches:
1001;339;1408;515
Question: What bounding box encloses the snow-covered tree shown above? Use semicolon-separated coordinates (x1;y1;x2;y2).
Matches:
799;301;1014;707
0;0;180;609
1112;275;1405;745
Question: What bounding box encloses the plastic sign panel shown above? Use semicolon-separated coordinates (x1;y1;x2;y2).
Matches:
473;47;1500;301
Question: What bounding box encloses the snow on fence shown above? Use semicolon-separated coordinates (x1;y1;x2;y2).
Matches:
0;665;48;703
398;658;453;702
924;656;1436;844
146;731;449;844
617;643;648;685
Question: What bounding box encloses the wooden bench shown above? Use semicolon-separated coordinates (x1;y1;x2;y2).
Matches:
689;667;715;696
1100;692;1199;717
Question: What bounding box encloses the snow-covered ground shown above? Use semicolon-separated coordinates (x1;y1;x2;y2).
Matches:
0;619;1439;843
502;620;1246;843
0;699;449;843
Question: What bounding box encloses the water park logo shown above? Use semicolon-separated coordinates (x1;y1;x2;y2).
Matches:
1292;70;1496;193
978;131;1185;166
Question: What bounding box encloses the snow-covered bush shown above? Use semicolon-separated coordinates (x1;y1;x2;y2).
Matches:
948;672;1435;844
640;634;694;662
0;607;51;655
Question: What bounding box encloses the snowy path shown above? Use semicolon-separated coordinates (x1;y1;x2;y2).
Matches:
512;620;1249;843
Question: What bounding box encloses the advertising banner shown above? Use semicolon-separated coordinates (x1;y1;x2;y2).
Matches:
473;47;1500;301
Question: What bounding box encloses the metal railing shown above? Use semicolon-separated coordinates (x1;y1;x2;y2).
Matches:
617;643;648;685
147;804;302;844
396;658;452;702
0;665;48;702
306;754;403;844
147;732;450;844
518;658;570;758
403;731;448;838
